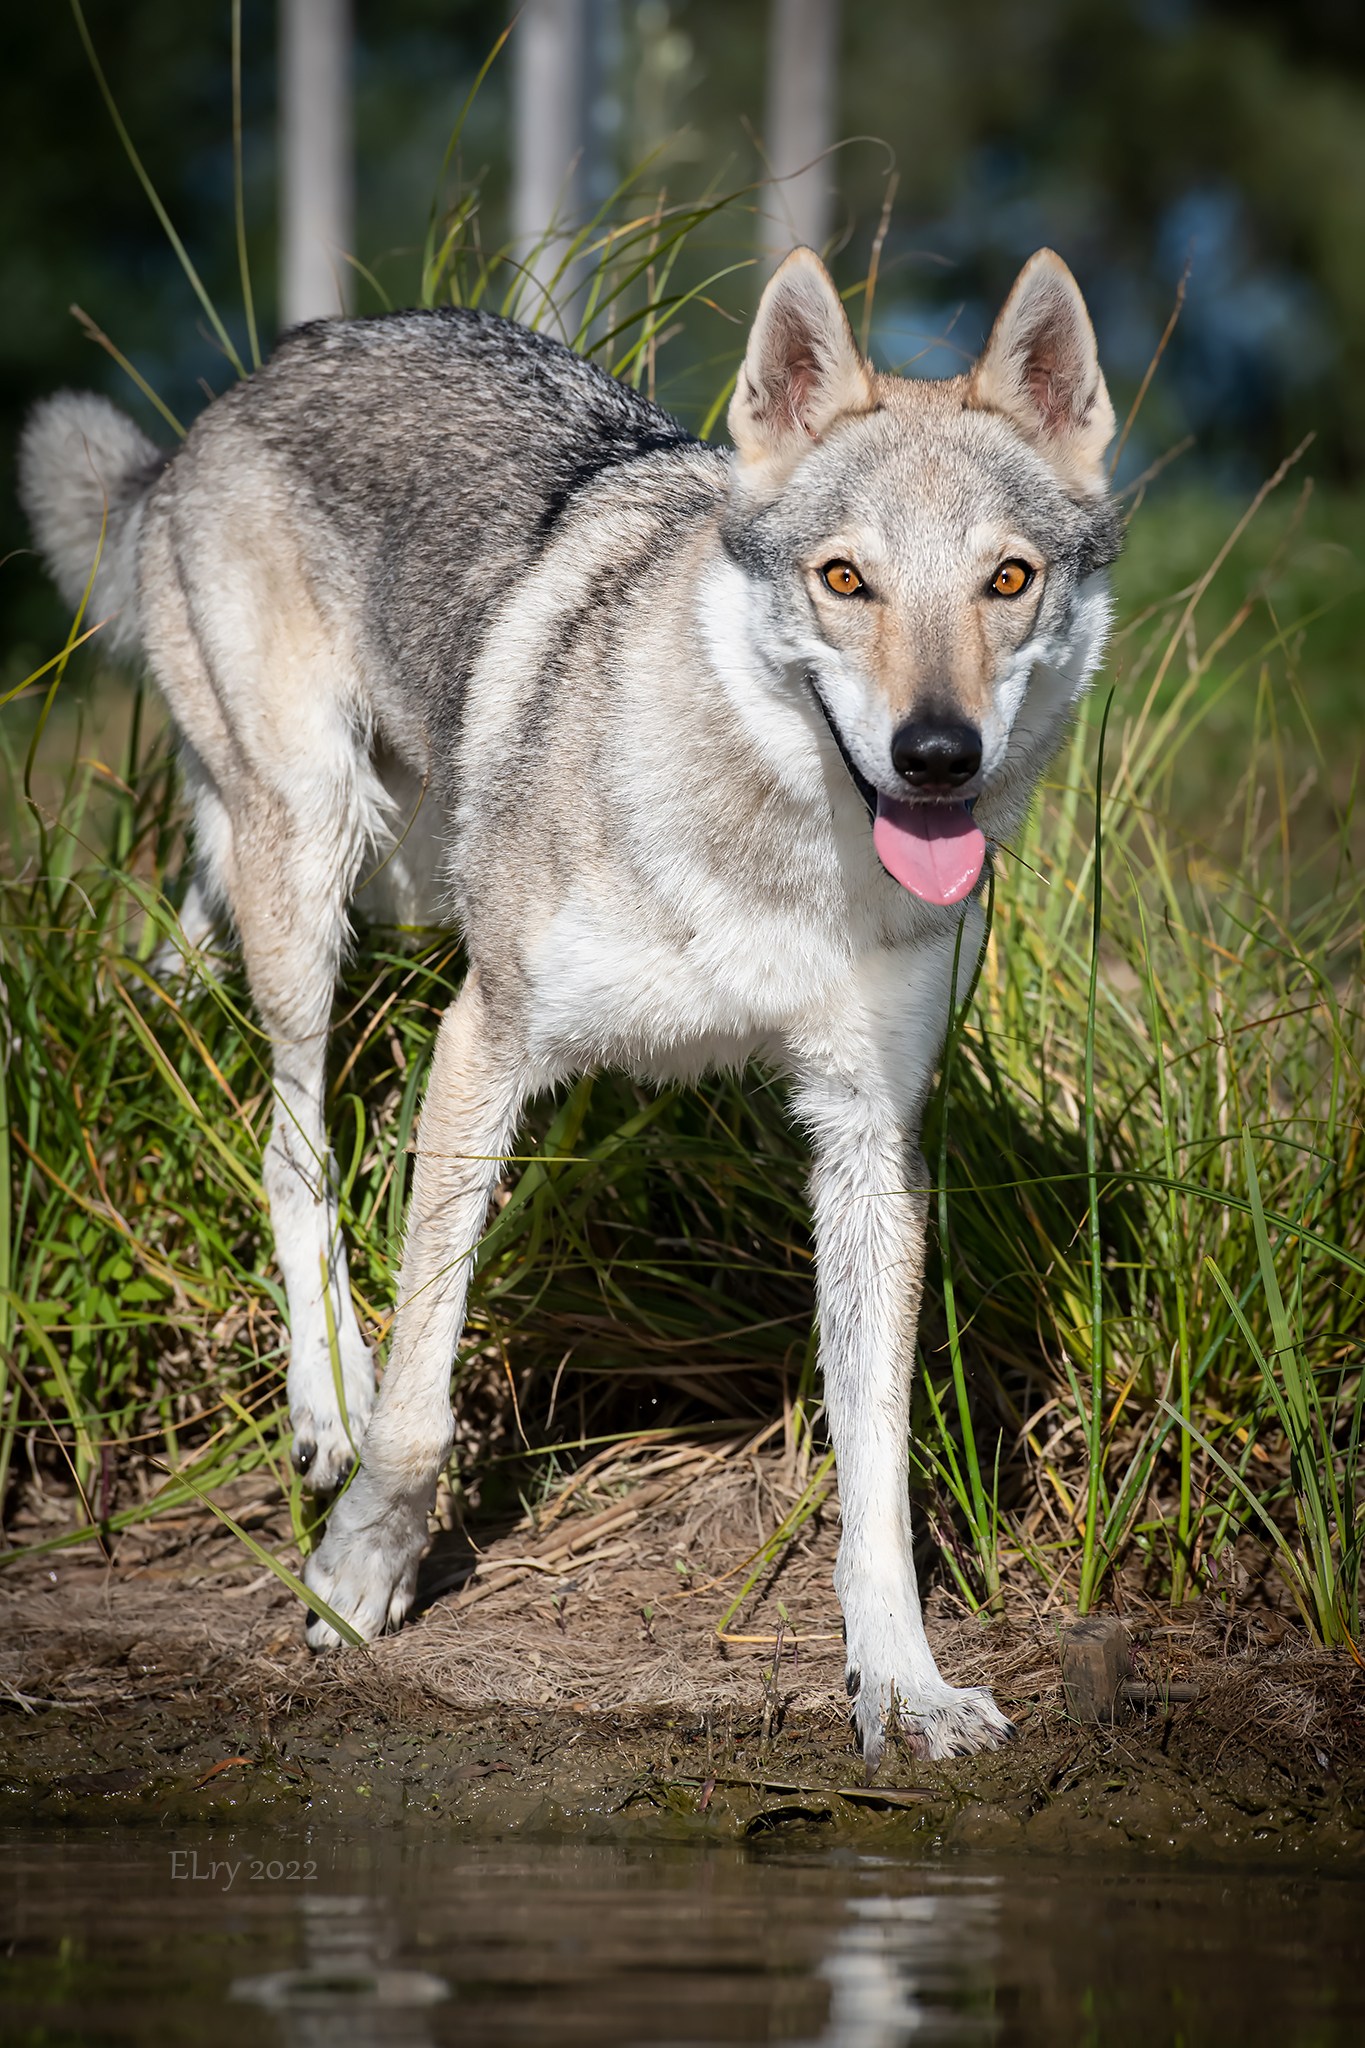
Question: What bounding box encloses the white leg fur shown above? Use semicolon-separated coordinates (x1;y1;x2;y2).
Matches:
149;768;230;985
305;974;525;1643
264;1032;376;1492
148;874;222;984
790;942;1014;1767
217;768;383;1492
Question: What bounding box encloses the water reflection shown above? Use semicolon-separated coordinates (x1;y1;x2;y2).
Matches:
232;1892;448;2042
2;1826;1363;2047
807;1888;1001;2046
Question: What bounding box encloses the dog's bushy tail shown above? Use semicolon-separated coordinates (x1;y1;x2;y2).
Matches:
18;393;167;658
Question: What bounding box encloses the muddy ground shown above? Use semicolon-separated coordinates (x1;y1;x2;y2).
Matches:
2;1448;1363;1859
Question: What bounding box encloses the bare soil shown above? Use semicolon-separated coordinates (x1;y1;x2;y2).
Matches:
3;1446;1363;1858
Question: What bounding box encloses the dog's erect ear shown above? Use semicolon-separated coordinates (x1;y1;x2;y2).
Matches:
968;250;1115;492
729;248;876;474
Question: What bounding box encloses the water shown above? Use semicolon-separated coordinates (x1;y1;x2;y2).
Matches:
2;1826;1362;2046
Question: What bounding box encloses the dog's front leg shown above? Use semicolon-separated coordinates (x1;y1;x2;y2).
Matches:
305;972;525;1646
796;1072;1013;1768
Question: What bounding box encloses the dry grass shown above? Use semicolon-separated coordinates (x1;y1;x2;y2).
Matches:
5;1448;1360;1773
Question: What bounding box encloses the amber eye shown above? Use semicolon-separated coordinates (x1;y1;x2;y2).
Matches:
821;561;864;596
990;560;1034;598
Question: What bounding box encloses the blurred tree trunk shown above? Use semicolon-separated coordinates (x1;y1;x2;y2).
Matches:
280;0;354;326
765;0;840;260
513;0;588;316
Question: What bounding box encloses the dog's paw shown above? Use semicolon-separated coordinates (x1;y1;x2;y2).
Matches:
289;1340;376;1493
302;1477;431;1650
851;1669;1015;1771
291;1403;367;1495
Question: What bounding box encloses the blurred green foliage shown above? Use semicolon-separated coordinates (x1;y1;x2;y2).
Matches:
3;1;1364;652
1112;482;1364;858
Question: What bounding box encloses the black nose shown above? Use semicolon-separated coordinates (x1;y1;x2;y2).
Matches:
890;719;982;790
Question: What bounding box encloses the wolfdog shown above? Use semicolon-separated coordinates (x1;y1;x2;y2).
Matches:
20;246;1119;1762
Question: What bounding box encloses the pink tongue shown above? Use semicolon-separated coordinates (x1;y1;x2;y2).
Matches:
873;797;986;905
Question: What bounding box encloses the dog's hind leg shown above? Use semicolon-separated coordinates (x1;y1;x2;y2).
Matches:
147;876;225;987
224;772;382;1493
136;492;385;1488
149;762;230;984
305;970;526;1644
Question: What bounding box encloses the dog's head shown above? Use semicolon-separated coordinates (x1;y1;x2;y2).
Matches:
719;247;1121;905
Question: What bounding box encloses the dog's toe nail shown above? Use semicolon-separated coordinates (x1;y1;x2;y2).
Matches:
293;1441;315;1475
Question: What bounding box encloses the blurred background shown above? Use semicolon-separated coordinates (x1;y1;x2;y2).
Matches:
3;0;1363;806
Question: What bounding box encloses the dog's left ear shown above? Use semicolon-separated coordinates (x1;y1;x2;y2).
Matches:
968;250;1115;492
729;248;876;477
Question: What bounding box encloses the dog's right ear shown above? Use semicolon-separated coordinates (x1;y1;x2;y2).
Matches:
729;249;876;477
967;250;1115;493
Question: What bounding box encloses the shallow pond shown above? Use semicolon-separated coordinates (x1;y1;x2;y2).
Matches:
1;1825;1362;2046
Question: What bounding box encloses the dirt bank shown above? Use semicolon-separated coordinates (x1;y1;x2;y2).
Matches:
3;1450;1363;1858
